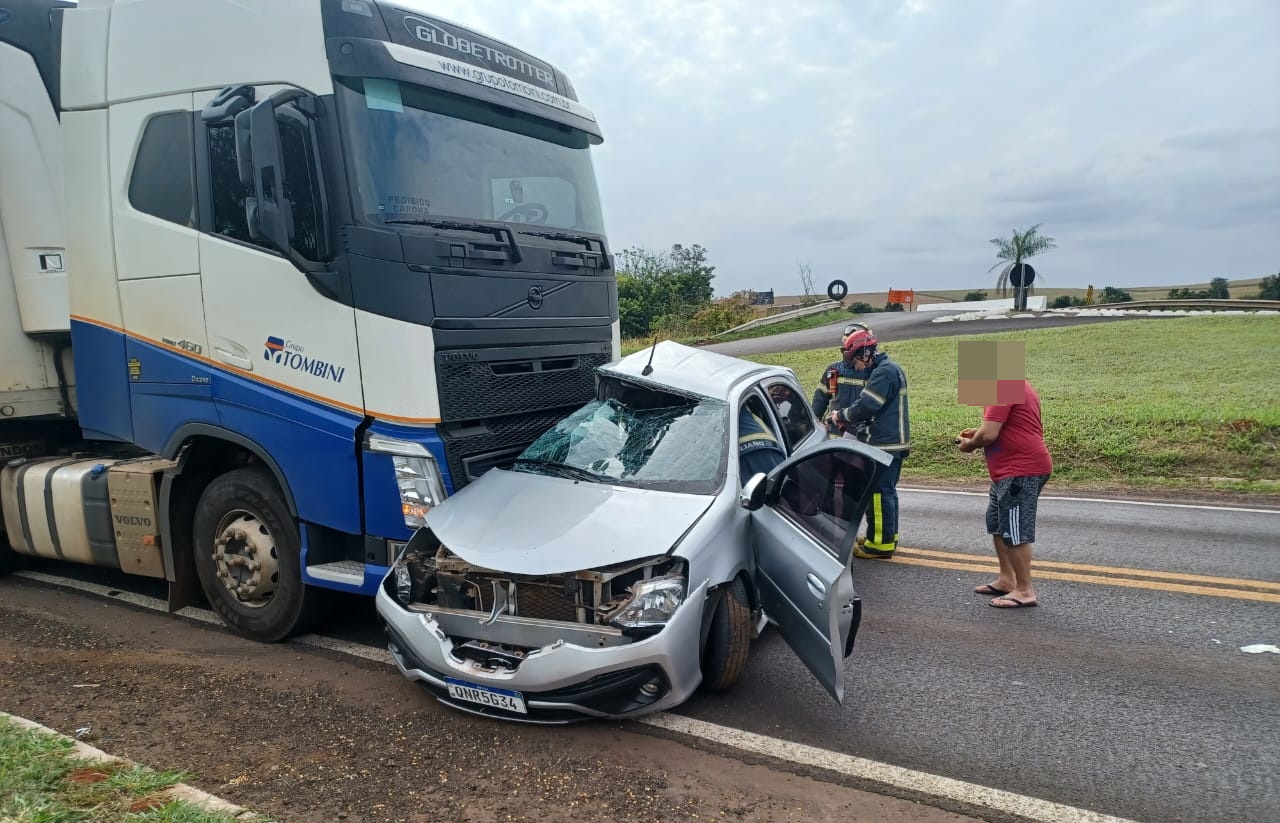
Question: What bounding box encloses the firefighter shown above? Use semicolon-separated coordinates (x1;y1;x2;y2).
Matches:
738;404;787;483
812;323;875;439
833;329;911;558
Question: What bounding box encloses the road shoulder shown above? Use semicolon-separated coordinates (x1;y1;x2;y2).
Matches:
0;581;985;823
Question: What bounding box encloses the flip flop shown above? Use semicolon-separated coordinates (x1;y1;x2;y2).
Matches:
973;584;1009;596
990;596;1038;608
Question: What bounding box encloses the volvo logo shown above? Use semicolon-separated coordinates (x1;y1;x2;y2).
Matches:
527;286;545;310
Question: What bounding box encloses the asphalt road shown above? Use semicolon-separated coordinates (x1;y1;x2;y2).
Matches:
706;309;1180;356
15;490;1279;823
674;489;1280;823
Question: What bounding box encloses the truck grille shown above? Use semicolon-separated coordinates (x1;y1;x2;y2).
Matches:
436;352;609;421
436;409;566;490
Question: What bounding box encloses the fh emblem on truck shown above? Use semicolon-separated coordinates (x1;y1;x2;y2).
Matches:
264;336;346;384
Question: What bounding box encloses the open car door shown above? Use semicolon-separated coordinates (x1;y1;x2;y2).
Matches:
743;439;889;702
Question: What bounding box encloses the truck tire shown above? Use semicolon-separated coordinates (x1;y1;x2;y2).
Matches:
192;466;320;642
700;576;752;692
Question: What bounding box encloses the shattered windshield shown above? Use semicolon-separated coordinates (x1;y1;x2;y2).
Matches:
514;397;728;494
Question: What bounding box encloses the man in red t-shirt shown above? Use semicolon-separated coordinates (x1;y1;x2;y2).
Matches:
957;378;1052;608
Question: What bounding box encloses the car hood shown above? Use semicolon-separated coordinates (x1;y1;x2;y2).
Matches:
423;469;716;575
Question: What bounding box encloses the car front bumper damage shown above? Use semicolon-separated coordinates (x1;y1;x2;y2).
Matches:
376;579;710;723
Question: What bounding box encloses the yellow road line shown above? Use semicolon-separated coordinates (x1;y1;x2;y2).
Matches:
897;547;1280;592
888;556;1280;604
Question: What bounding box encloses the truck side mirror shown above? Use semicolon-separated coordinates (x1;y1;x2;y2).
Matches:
233;98;294;254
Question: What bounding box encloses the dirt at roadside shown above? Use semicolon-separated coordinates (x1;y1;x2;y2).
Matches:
0;580;983;823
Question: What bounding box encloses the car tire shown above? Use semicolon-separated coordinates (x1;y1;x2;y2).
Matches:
193;467;321;642
700;576;752;692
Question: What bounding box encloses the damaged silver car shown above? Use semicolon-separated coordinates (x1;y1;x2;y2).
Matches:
375;341;890;722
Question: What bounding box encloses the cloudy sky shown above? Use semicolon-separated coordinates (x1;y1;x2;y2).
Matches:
410;0;1279;296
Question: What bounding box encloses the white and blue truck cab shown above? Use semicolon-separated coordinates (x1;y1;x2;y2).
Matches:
0;0;618;641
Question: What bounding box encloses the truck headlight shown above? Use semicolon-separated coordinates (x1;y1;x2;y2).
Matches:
610;576;685;631
366;434;448;528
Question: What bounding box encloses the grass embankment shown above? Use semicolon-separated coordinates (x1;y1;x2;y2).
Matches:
622;308;849;355
0;715;267;823
751;316;1280;493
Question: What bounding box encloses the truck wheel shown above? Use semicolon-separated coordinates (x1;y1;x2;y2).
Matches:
700;576;752;692
192;467;319;642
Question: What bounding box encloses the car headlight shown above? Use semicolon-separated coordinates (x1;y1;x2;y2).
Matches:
392;563;413;606
610;576;686;631
366;433;448;528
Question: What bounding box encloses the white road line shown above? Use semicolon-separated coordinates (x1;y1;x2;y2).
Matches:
640;714;1141;823
292;633;393;664
12;568;1144;823
13;571;220;625
899;487;1280;514
12;571;393;664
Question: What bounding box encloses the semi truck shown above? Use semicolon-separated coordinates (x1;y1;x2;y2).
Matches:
0;0;619;642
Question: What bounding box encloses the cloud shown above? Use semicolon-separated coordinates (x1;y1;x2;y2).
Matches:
388;0;1280;291
790;218;864;243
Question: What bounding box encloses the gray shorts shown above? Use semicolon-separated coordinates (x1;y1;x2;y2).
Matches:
986;474;1050;545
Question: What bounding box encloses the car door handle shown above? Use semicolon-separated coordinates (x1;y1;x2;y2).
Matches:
806;573;827;598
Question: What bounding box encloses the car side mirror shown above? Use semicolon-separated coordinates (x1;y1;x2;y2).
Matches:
739;472;767;510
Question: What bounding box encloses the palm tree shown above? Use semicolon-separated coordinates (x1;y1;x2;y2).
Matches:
989;224;1057;300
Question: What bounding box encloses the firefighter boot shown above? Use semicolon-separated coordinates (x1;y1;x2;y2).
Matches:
853;534;896;559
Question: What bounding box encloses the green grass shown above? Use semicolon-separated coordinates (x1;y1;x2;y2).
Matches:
0;716;270;823
749;316;1280;492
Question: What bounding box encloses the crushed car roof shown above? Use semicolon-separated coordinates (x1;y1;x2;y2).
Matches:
600;340;783;400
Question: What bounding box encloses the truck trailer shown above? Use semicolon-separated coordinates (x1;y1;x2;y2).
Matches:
0;0;619;641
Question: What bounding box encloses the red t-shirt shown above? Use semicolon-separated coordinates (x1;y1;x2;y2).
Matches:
982;381;1052;481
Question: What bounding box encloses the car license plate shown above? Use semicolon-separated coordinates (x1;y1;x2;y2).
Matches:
445;677;527;714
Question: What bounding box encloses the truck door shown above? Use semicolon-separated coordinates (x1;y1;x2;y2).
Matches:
192;86;364;535
746;439;890;702
109;93;208;445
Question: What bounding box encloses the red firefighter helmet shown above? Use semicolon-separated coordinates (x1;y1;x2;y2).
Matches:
842;328;878;354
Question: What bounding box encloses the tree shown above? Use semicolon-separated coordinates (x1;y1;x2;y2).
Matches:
1207;277;1230;299
964;291;988;301
1098;286;1133;304
616;243;717;338
989;224;1057;309
1258;273;1280;300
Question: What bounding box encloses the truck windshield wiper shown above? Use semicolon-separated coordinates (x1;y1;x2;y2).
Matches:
516;229;611;268
512;458;604;483
384;218;523;264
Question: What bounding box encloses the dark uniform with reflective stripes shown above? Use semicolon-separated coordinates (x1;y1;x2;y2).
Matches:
738;409;787;482
836;351;910;557
811;360;872;437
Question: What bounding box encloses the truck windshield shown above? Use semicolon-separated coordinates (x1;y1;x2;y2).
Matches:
336;77;606;234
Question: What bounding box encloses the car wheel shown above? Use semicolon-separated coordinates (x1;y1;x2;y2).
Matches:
193;467;321;642
700;576;752;691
